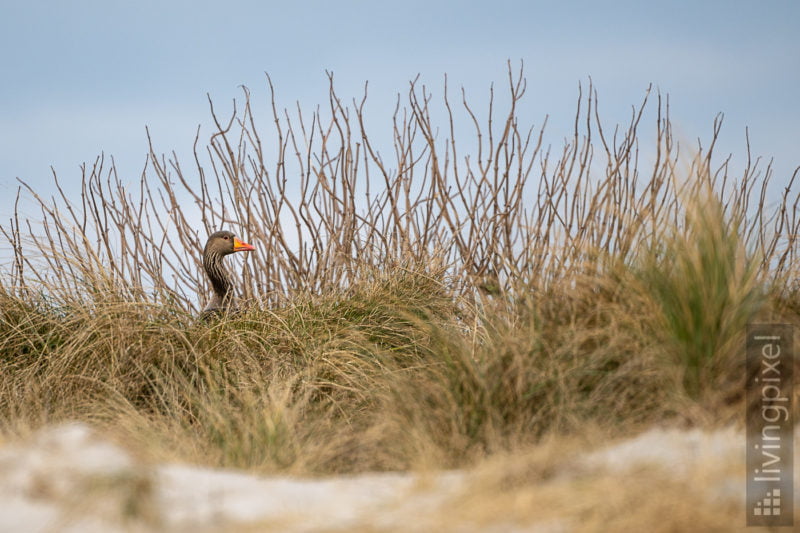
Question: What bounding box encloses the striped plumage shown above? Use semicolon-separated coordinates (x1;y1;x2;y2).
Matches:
201;230;255;316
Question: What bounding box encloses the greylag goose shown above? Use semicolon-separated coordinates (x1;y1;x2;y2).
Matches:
201;230;255;316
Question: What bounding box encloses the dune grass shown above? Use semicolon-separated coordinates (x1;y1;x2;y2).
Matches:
1;66;799;484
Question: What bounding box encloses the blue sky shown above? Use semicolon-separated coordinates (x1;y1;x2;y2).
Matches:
1;1;799;228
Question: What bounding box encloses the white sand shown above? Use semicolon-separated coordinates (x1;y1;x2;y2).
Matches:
0;422;795;532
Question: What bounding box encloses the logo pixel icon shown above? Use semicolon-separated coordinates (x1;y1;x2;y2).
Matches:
752;488;781;516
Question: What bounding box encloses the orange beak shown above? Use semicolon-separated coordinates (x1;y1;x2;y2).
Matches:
233;237;255;252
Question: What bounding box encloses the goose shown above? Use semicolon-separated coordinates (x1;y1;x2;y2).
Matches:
201;230;255;316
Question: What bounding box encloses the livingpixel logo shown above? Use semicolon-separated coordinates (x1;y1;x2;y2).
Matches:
746;324;793;527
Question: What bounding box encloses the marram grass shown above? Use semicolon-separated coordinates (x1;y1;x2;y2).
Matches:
0;216;788;474
633;188;765;401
